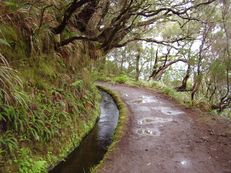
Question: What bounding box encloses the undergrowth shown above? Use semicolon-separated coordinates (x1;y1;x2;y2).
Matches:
0;58;100;172
0;2;101;172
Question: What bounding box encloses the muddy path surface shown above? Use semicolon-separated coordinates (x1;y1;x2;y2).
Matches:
98;83;231;173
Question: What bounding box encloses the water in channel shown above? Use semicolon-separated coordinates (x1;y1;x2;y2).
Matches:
50;90;119;173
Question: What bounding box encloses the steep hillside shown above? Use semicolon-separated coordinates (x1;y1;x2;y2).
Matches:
0;1;100;172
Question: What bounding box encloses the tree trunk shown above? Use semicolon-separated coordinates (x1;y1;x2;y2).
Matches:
191;74;202;103
149;59;188;80
176;64;191;92
135;54;140;81
52;0;91;34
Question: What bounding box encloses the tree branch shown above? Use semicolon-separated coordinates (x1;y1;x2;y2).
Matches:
51;0;91;34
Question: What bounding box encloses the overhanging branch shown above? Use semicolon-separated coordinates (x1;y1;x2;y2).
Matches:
114;36;193;49
51;0;91;34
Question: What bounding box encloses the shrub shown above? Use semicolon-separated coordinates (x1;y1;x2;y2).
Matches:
16;148;47;173
114;74;129;84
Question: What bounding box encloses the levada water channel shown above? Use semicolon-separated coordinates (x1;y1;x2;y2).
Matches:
49;90;119;173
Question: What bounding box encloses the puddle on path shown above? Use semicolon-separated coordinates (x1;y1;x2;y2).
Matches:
173;153;192;169
134;106;151;112
152;106;185;116
132;96;157;104
176;159;192;168
137;117;173;125
123;93;129;97
136;128;161;136
135;117;172;137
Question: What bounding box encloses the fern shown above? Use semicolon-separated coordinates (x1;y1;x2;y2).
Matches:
0;131;18;156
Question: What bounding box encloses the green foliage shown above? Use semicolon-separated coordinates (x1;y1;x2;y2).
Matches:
71;80;84;89
161;22;182;39
149;81;191;105
0;24;28;62
37;61;57;79
92;71;112;82
3;0;26;10
0;49;100;172
0;80;100;171
0;53;23;104
16;148;47;173
0;38;11;47
114;74;129;84
81;68;92;89
0;1;101;172
221;109;231;118
0;131;18;157
12;90;30;108
209;60;227;80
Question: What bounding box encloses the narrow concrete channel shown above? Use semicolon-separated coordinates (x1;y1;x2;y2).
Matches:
50;90;119;173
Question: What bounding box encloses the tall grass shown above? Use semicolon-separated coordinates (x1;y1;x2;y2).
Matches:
0;53;23;104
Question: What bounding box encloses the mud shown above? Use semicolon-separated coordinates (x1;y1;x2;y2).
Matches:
98;82;231;173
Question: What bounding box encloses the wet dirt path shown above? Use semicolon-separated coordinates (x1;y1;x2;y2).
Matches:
98;83;231;173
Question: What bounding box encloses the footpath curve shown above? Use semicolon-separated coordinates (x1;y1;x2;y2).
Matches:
98;83;231;173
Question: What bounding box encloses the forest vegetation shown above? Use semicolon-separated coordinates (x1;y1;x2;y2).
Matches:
0;0;230;172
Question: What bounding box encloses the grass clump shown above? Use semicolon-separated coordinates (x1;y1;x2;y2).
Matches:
15;148;47;173
114;74;129;84
149;81;191;106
